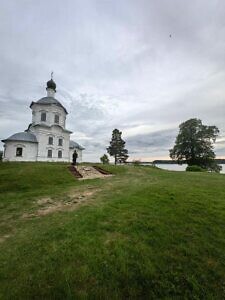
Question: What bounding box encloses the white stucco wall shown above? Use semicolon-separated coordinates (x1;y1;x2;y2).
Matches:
30;125;71;162
47;88;55;98
3;141;38;162
31;104;66;129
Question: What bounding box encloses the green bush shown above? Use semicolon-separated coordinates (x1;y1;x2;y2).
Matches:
186;165;205;172
100;154;109;164
132;160;141;166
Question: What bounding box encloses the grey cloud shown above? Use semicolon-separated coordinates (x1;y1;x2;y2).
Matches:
125;129;177;156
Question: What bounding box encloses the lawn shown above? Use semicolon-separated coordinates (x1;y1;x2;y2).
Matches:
0;162;225;299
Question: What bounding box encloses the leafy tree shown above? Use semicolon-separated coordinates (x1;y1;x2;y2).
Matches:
0;150;3;162
170;118;221;172
107;129;129;165
100;154;109;164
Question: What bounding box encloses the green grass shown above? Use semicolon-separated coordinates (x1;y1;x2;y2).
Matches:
0;162;225;299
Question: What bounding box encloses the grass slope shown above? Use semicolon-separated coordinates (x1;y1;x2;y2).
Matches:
0;162;225;299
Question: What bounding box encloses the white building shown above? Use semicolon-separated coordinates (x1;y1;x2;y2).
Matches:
2;78;84;162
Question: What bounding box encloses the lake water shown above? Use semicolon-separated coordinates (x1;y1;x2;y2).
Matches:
154;163;225;174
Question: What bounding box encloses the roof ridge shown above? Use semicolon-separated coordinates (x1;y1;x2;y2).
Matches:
2;131;38;143
30;96;68;114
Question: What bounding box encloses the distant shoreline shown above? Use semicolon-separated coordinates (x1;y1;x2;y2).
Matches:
127;159;225;165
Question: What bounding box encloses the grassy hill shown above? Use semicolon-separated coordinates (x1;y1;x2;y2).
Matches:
0;162;225;299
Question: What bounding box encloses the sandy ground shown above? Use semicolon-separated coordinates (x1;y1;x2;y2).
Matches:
77;166;112;180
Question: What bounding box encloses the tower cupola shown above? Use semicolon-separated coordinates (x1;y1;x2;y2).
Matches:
46;72;56;97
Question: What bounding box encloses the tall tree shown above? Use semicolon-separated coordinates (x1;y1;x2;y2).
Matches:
170;118;221;172
107;129;129;165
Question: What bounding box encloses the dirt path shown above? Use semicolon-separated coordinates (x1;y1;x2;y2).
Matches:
22;187;100;218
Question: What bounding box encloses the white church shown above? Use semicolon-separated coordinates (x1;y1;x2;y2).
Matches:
2;77;84;162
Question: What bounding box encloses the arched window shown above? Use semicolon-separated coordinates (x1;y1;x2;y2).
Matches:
58;138;63;146
41;112;46;122
54;114;59;124
16;147;23;157
48;136;53;145
58;150;62;158
47;149;52;158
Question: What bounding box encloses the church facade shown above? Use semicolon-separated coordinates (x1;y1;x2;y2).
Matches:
2;78;84;162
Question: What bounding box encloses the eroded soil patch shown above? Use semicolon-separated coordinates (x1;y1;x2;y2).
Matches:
77;166;113;180
22;188;100;218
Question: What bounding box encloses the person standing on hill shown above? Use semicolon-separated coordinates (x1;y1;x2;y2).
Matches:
72;150;78;166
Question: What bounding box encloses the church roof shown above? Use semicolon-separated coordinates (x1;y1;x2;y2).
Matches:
2;132;38;143
29;123;73;134
30;97;68;114
69;140;85;150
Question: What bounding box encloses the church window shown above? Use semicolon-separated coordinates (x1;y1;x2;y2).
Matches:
58;150;62;158
47;149;52;158
48;137;53;145
16;147;23;157
58;138;63;146
41;112;46;122
54;114;59;124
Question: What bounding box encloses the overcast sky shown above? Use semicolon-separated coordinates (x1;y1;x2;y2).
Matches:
0;0;225;162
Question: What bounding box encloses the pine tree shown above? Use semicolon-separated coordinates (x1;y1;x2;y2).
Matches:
107;129;129;165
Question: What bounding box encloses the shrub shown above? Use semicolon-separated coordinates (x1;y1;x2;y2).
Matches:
132;160;141;166
100;154;109;164
186;165;205;172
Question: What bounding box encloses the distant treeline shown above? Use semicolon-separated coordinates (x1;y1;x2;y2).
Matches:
127;160;184;165
127;159;225;165
152;159;225;164
152;160;183;164
215;159;225;164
